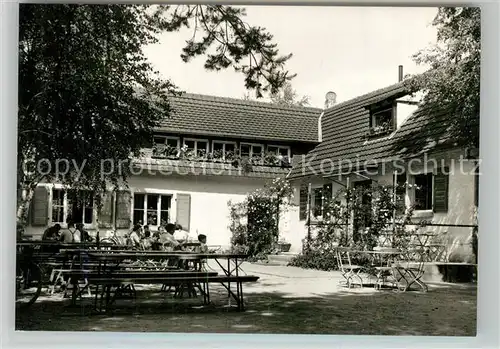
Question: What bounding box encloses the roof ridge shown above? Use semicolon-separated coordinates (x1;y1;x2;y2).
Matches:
323;80;408;112
170;92;322;115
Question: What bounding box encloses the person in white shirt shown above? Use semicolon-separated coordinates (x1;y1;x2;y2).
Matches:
128;224;142;249
60;221;81;243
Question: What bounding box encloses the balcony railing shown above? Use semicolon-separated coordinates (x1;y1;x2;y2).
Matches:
149;144;292;168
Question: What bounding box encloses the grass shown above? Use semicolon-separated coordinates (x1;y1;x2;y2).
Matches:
16;282;476;336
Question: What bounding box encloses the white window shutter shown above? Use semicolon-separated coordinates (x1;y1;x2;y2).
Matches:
176;194;191;232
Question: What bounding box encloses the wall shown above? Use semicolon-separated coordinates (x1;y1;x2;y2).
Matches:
286;149;478;262
25;174;286;251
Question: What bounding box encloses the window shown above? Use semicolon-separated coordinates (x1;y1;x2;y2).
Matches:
183;138;209;158
51;189;94;225
133;193;172;226
414;173;433;210
240;143;264;163
267;145;291;158
311;184;332;219
369;104;395;136
153;136;180;157
213;141;236;161
312;188;324;217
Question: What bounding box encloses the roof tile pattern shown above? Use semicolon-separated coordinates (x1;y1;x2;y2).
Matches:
157;93;321;143
289;82;456;179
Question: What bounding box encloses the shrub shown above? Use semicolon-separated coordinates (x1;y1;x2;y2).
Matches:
288;250;338;271
228;178;293;259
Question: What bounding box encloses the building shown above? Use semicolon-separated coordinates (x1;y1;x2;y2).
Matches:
26;93;321;248
287;80;479;262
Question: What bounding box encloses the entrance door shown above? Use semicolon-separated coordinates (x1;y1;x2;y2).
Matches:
353;180;372;243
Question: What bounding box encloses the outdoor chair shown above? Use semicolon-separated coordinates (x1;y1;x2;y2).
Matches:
391;248;428;292
371;247;400;290
335;247;364;288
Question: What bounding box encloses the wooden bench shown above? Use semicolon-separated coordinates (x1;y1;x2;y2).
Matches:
86;274;259;312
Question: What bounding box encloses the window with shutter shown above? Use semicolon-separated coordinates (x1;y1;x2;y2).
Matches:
433;167;449;213
98;192;114;229
176;194;191;231
31;186;49;226
299;184;308;221
115;190;131;229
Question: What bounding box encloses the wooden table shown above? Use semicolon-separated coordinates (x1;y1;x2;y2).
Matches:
58;250;253;311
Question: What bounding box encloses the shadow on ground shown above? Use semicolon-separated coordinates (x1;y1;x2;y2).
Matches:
16;283;476;336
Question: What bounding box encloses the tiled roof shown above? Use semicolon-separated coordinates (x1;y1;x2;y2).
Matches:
132;157;290;179
156;93;321;143
288;81;458;179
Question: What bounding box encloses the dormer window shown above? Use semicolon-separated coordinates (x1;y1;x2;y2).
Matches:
367;102;396;138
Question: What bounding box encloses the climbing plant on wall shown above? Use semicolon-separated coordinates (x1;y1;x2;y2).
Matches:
228;178;293;259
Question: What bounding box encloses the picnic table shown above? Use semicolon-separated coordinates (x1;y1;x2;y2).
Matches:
57;249;257;312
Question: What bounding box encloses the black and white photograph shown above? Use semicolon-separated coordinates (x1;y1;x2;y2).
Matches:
15;4;479;336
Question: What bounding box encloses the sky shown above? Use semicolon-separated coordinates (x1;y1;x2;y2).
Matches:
143;6;439;108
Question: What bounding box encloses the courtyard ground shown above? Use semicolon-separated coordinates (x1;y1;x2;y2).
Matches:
15;262;477;335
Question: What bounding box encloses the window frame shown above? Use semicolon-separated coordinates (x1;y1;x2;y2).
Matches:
212;140;237;161
267;144;291;159
309;183;333;221
132;193;172;228
410;172;435;213
183;137;210;158
49;188;95;229
369;102;396;136
152;135;181;157
240;142;265;162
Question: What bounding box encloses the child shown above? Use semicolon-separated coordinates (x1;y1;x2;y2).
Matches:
196;234;208;253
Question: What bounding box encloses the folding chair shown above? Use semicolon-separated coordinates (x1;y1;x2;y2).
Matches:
335;248;364;288
391;248;428;292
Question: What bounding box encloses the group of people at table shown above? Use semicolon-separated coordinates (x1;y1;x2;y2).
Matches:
41;221;208;253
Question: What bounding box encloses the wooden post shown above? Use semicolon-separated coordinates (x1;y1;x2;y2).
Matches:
345;176;350;245
306;182;312;251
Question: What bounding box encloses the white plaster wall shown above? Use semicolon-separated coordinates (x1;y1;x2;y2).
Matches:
26;174;282;250
286;150;477;261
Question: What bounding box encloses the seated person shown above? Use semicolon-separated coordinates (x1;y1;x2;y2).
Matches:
163;223;182;251
140;229;153;250
60;221;80;243
173;224;197;243
128;224;142;248
76;223;93;242
42;223;61;241
196;234;209;253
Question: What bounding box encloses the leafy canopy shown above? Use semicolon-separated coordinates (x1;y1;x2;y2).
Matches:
405;7;480;148
18;4;295;203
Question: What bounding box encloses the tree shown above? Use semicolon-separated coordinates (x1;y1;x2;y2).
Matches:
404;7;480;148
270;82;310;107
17;4;295;225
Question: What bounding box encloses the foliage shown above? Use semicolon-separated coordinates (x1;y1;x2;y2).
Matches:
270;82;310;107
290;183;416;271
287;250;337;271
17;4;294;224
152;144;291;168
154;5;295;98
404;7;480;148
229;178;293;258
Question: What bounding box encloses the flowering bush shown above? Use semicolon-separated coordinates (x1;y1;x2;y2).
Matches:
228;178;293;259
152;144;291;168
290;183;415;271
